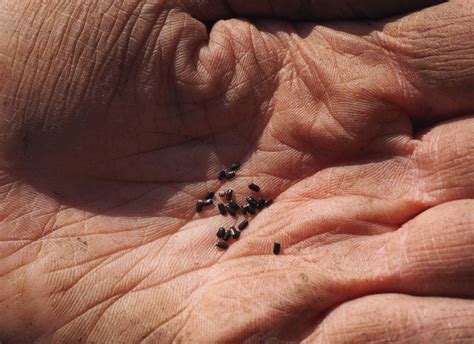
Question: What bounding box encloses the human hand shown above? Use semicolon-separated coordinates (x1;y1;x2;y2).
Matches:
1;0;473;342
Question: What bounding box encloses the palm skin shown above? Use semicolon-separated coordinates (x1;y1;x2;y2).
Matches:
1;0;474;342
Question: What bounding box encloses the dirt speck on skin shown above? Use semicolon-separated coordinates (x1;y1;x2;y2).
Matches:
295;273;311;294
76;237;88;246
299;273;309;283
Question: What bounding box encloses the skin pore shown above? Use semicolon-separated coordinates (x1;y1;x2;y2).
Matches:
0;0;473;342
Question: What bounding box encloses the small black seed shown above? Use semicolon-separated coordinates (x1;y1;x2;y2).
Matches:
264;199;273;207
240;205;248;215
273;242;281;255
217;227;226;238
228;201;239;211
205;192;215;200
218;203;227;215
238;220;249;231
219;191;226;198
244;204;256;215
248;183;261;192
223;230;232;241
226;205;237;216
226;189;234;201
229;226;237;237
230;162;241;171
232;229;241;239
257;198;265;210
225;171;236;180
196;201;204;213
246;196;258;208
202;198;213;206
216;242;229;250
218;170;226;180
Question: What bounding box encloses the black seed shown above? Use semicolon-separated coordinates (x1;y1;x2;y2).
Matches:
230;162;241;171
273;242;281;255
223;230;232;241
218;203;227;215
226;189;234;201
232;229;241;239
218;170;226;180
202;198;213;206
238;220;249;231
264;199;273;207
216;242;229;250
246;196;258;208
228;201;239;211
205;192;215;200
244;204;256;215
226;205;237;216
257;198;265;210
219;191;226;198
196;201;203;213
225;171;236;180
248;183;261;192
240;205;248;215
229;226;241;239
217;227;226;238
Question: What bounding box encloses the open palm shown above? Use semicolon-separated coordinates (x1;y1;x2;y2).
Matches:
1;0;473;342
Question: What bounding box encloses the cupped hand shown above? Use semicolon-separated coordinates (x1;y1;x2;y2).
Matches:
1;0;473;342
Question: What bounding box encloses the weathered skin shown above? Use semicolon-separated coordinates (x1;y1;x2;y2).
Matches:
0;1;473;342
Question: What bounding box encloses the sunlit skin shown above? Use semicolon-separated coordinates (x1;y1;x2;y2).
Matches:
0;0;473;342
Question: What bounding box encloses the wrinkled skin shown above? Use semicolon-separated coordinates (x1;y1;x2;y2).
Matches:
0;0;473;342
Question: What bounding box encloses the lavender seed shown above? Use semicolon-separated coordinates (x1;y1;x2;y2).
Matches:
244;204;256;215
264;199;273;207
202;198;213;206
205;192;215;200
223;230;232;241
217;227;226;239
240;205;248;215
228;201;239;211
273;242;281;255
226;189;234;201
218;170;226;180
226;205;237;216
246;196;258;208
232;229;241;239
257;198;265;210
238;220;249;231
248;183;260;192
218;203;227;215
225;171;236;180
230;162;241;171
219;191;226;198
196;201;204;213
216;242;229;250
229;226;237;238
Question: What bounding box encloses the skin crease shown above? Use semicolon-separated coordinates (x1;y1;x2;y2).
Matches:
0;0;473;342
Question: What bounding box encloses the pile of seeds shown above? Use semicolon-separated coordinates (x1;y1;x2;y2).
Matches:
195;161;281;255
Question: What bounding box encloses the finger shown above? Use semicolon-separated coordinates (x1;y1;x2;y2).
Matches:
175;0;445;21
373;0;474;125
382;199;474;297
304;294;474;343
